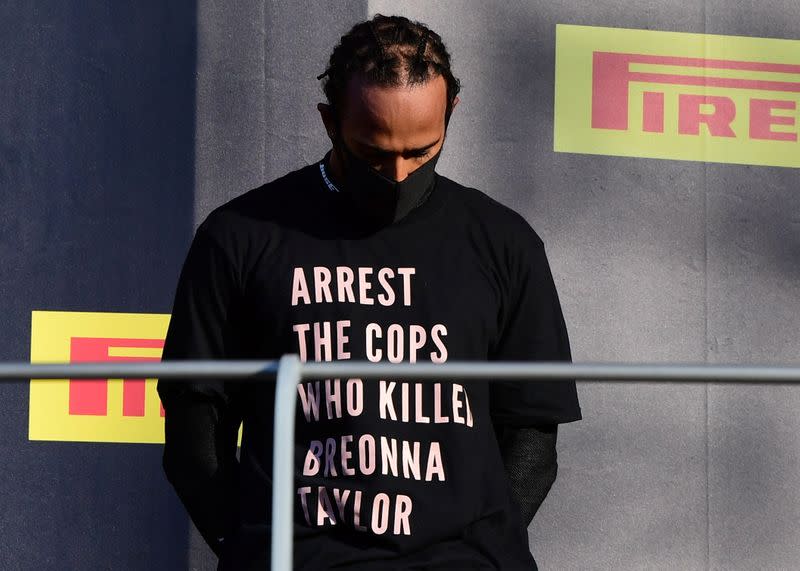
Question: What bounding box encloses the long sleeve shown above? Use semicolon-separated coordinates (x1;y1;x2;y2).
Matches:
495;424;558;526
157;220;244;556
162;396;241;555
488;229;577;529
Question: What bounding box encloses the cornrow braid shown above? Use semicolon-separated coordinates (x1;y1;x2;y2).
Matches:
367;20;388;61
318;14;461;124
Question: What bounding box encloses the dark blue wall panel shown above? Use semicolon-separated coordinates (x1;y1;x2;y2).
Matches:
0;2;196;569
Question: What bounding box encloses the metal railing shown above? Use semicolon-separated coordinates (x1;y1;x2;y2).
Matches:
6;358;800;570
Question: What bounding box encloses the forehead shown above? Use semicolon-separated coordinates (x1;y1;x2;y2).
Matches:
339;75;447;148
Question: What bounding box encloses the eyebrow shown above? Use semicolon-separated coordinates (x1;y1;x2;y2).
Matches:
359;138;441;156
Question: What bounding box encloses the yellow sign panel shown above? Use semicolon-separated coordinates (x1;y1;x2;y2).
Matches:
29;311;170;443
554;25;800;167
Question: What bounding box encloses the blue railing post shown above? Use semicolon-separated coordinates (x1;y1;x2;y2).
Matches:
270;354;302;571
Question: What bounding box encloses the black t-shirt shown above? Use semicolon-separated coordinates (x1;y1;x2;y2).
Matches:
159;160;581;570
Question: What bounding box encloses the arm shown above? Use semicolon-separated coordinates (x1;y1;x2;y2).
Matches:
157;220;244;555
162;395;241;556
495;423;558;526
488;229;580;525
489;234;581;427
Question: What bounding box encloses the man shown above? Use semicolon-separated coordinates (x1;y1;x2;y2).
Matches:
158;14;581;570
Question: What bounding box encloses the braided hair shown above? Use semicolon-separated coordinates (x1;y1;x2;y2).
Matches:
318;14;461;124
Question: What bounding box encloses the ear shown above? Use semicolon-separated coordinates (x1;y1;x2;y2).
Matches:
318;103;337;142
444;96;460;130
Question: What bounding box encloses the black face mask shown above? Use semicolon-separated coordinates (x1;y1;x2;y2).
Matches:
336;140;441;227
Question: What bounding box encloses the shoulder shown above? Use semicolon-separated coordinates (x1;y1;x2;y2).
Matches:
188;162;321;269
436;174;544;249
202;163;318;235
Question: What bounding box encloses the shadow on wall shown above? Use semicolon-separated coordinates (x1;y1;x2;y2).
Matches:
0;3;197;570
463;1;798;285
459;2;800;570
707;163;800;283
708;384;800;568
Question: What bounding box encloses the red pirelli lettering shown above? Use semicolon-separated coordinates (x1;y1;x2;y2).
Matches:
642;91;665;132
592;52;800;134
69;337;165;417
678;95;737;137
750;99;798;141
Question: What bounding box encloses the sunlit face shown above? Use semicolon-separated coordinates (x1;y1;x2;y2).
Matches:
321;74;455;182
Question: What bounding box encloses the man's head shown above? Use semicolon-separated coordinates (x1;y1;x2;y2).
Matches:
318;15;460;182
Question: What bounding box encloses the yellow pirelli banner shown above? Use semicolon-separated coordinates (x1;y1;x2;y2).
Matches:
554;25;800;167
29;311;170;443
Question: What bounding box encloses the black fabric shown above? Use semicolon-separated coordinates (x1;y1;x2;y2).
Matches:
334;144;440;226
162;397;240;556
158;159;581;570
496;424;558;526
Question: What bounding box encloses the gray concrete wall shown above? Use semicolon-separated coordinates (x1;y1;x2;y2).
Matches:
193;0;369;229
365;2;800;570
